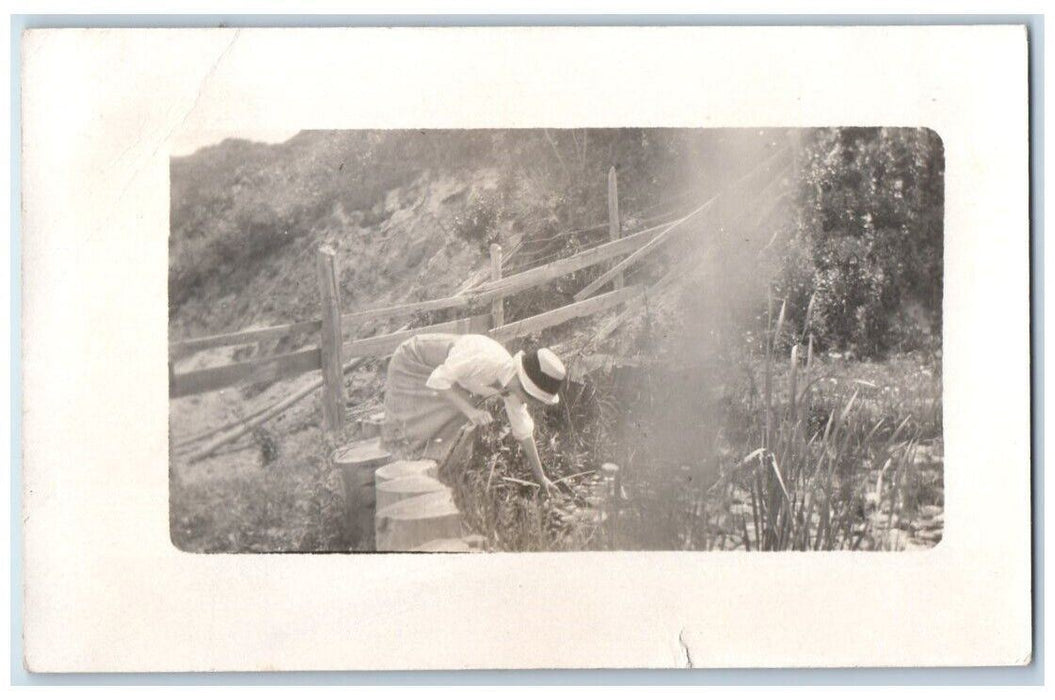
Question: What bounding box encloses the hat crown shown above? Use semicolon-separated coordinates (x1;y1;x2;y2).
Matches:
517;348;565;404
537;348;566;380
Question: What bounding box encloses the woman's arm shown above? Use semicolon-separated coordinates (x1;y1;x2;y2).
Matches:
438;385;492;426
518;434;558;497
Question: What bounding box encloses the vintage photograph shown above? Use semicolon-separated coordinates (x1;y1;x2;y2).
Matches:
168;127;944;553
25;23;1031;671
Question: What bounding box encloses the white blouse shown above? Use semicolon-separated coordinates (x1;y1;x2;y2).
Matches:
424;334;535;441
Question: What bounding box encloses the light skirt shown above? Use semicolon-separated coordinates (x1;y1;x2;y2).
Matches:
381;333;477;463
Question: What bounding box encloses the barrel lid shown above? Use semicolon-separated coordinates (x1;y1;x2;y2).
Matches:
375;459;438;483
377;475;448;495
332;438;392;468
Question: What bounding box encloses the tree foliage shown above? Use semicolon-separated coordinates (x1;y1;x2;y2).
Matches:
776;128;944;357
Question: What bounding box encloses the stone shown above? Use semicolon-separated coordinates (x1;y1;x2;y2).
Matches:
915;528;943;542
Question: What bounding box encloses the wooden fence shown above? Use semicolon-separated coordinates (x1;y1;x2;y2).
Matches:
169;151;791;433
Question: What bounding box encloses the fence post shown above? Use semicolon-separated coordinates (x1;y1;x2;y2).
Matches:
607;166;624;290
490;243;504;328
317;246;345;433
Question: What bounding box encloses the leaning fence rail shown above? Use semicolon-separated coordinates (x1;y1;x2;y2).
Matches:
167;215;669;360
168;213;663;400
169;152;789;414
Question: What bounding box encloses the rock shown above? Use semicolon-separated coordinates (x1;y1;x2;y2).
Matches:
915;528;943;542
462;534;487;550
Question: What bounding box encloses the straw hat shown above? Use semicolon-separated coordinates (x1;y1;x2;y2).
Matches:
514;348;566;405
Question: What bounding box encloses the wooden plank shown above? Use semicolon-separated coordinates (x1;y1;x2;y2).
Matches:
491;285;642;342
574;195;718;302
170;224;662;360
342;313;491;358
575;147;792;303
472;223;665;299
340;294;471;327
489;243;504;327
181;357;369;459
170;242;517;357
337;225;662;326
591;240;716;345
607;166;623;290
169;318;321;356
169;346;322;398
317;247;345;432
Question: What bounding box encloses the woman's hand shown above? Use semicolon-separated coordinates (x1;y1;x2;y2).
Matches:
465;407;493;427
518;434;557;499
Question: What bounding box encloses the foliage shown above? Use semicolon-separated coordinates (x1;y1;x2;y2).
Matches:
169;428;347;552
438;352;643;552
449;188;503;254
775;128;944;358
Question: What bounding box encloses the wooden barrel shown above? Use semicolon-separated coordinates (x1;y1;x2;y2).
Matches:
410;534;487;553
375;459;438;484
375;491;462;552
376;475;449;512
332;438;393;550
411;538;474;553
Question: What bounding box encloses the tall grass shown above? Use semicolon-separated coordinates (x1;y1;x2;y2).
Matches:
413;284;943;553
708;292;943;551
442;386;619;552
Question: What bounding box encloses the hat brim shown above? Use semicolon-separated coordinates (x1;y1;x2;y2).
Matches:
514;351;560;405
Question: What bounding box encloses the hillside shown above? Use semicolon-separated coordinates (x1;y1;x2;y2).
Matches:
168;129;787;347
168;128;943;554
170;132;505;346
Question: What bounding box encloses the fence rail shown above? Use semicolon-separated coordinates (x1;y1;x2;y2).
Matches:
167;217;668;359
168;218;661;398
170;346;322;399
169;319;322;357
342;314;492;359
169;152;787;407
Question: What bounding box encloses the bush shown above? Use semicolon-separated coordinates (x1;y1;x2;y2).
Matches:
776;128;944;358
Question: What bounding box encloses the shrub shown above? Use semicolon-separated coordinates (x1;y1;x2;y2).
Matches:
776;128;944;358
